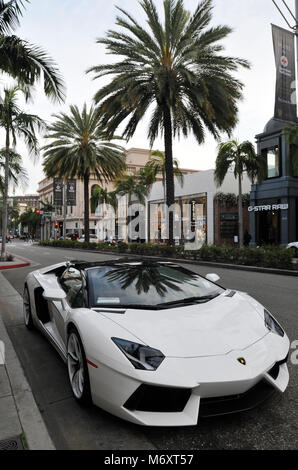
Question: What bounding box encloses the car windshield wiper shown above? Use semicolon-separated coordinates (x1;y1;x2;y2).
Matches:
156;293;220;308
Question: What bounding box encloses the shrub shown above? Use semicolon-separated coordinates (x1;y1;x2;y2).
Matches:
38;240;294;270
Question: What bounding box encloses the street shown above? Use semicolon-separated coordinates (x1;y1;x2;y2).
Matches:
1;240;298;450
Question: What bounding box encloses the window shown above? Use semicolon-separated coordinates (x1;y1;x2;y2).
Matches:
220;213;238;239
266;147;280;178
87;263;224;309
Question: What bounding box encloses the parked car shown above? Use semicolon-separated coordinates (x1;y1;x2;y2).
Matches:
67;233;79;241
78;234;98;243
287;241;298;256
23;258;290;427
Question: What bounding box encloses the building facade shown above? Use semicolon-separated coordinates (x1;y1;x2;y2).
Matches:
37;148;197;240
250;118;298;247
147;170;252;247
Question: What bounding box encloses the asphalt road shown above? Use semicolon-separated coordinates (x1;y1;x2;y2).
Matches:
1;240;298;450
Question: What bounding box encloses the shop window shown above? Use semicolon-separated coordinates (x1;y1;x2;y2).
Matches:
220;213;238;239
265;147;280;178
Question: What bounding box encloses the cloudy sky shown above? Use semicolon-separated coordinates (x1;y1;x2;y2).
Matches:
5;0;297;194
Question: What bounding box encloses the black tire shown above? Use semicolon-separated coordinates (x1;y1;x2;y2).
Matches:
67;327;92;405
23;286;34;330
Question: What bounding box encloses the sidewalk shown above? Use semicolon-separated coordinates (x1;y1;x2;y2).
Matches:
0;253;31;271
0;272;55;450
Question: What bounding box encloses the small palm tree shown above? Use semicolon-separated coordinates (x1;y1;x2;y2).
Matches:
0;147;28;194
115;173;148;206
145;150;184;208
115;173;149;242
88;0;249;244
0;85;45;260
43;104;126;242
90;186;117;214
214;140;265;248
90;186;117;240
0;0;65;102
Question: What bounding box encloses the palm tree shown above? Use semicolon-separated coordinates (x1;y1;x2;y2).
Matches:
0;147;28;193
115;173;148;206
115;173;150;242
214;140;265;248
88;0;249;244
145;149;184;209
0;0;65;102
90;185;117;240
43;104;126;242
0;85;45;260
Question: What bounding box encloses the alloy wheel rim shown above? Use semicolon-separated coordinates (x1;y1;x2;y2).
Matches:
23;289;30;325
67;333;85;399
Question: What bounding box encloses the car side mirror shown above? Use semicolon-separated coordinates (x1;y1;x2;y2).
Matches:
43;289;66;302
205;273;220;283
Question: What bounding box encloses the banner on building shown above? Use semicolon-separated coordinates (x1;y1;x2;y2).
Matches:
272;24;297;122
67;180;77;206
53;179;63;206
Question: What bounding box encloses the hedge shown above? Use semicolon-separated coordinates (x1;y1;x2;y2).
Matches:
38;240;294;270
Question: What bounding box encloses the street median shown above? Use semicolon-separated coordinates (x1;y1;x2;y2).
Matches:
38;241;296;273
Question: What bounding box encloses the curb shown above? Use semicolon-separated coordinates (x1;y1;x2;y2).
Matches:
0;273;55;450
0;253;31;271
35;244;298;277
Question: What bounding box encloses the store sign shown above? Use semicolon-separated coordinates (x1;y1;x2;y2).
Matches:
248;204;288;212
272;24;297;122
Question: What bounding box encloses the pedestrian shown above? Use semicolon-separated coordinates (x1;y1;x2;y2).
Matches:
244;229;252;247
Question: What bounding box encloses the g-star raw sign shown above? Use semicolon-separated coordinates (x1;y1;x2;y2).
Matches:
272;24;297;122
248;204;289;212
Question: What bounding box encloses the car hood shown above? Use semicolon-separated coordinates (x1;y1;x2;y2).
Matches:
107;291;268;358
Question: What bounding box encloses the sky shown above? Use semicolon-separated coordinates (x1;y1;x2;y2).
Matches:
3;0;297;194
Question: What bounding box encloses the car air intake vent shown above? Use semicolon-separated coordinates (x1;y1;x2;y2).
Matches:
124;384;192;413
225;291;236;298
93;308;126;315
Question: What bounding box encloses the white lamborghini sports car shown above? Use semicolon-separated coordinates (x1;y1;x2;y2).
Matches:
23;259;290;427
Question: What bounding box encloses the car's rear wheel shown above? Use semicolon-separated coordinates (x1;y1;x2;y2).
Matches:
67;328;92;405
23;286;34;330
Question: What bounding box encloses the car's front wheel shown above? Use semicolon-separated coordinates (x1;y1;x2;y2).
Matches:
67;328;92;405
23;286;34;330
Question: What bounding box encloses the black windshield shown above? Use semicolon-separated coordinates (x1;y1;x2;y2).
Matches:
87;263;224;309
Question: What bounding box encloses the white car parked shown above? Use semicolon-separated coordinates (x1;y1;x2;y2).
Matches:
287;242;298;256
77;235;98;243
23;259;290;427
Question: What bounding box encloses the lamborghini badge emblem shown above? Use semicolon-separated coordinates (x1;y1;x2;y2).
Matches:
238;357;246;366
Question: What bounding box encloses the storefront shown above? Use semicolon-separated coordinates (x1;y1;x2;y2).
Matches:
250;118;298;246
148;194;207;248
147;169;252;247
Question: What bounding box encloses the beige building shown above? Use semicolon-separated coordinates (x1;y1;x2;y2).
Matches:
37;148;197;239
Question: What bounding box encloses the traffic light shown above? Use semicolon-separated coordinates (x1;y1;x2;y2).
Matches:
55;222;59;228
35;209;41;215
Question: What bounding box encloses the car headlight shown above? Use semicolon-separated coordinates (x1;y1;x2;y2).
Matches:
112;338;165;371
264;309;284;337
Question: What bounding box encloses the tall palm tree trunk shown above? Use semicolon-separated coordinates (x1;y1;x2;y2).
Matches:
1;128;10;261
238;174;243;249
163;106;175;246
84;173;90;243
